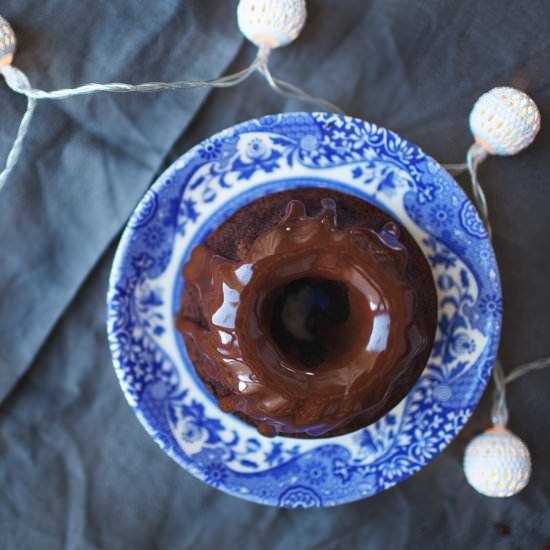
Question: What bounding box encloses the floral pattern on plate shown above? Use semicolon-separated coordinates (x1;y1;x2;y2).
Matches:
107;113;501;508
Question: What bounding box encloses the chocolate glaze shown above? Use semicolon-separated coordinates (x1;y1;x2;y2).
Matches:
177;198;434;437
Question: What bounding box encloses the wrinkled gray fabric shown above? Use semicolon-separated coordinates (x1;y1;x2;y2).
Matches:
1;1;549;548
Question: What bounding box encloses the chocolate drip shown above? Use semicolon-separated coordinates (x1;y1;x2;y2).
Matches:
177;199;430;437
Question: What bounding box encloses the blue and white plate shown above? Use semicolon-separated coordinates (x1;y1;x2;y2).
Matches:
107;113;501;508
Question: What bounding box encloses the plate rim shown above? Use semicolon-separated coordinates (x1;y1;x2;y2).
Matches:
107;111;501;507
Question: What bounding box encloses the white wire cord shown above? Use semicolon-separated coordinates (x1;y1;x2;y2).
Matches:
466;142;491;238
505;357;550;384
257;62;346;115
0;56;261;190
0;44;347;190
491;359;508;427
491;356;550;428
0;67;36;190
1;53;267;100
442;162;468;175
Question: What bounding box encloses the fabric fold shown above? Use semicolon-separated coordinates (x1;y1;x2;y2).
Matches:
0;0;243;405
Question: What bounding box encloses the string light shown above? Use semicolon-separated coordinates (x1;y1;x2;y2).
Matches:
462;89;549;497
0;2;337;190
469;87;541;156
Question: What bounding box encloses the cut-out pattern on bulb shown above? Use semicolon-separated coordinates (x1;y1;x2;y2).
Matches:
237;0;307;48
464;427;531;497
469;87;540;155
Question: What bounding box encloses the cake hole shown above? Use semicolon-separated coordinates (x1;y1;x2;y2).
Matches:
269;277;351;369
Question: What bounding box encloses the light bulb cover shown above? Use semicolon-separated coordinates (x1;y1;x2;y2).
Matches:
237;0;307;49
463;427;531;497
469;87;540;156
0;15;16;68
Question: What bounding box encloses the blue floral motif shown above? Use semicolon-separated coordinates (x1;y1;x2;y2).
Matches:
203;461;228;487
379;456;412;481
411;159;445;204
460;200;488;238
143;225;166;249
198;138;222;161
409;428;441;461
175;197;200;236
299;134;319;151
429;204;454;228
128;189;158;228
304;461;328;485
278;486;322;509
180;399;226;444
136;283;165;336
353;413;398;461
233;135;283;180
332;458;354;483
107;112;501;508
479;293;503;317
198;136;238;165
193;448;229;487
451;332;476;356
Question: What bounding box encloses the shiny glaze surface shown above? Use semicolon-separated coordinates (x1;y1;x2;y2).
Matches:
179;200;430;437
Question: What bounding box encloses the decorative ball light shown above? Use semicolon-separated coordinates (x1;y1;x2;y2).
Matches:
464;427;531;497
237;0;307;48
0;15;16;68
469;87;541;156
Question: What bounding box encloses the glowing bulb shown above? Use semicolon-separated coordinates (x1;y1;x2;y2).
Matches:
237;0;307;49
0;15;16;68
464;427;531;497
469;87;540;155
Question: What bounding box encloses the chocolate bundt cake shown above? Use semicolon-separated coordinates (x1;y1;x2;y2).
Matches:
176;188;437;438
